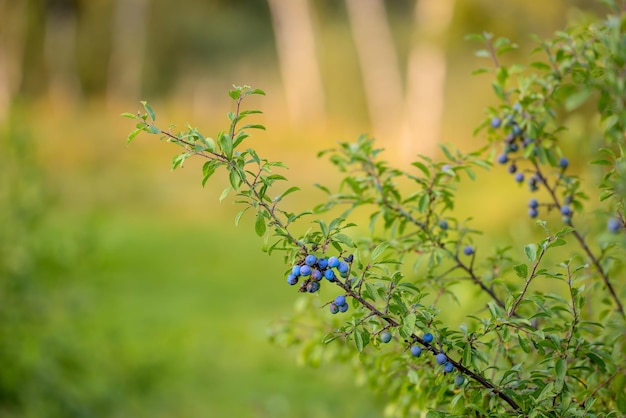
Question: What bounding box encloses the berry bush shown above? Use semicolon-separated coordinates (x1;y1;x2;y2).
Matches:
124;4;626;417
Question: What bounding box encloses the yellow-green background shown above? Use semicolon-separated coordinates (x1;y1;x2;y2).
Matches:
0;1;610;417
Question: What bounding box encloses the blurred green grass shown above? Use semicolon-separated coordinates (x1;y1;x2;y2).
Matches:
68;212;385;418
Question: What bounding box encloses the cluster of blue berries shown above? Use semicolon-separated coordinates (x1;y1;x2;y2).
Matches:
329;295;349;314
381;331;465;385
287;253;353;293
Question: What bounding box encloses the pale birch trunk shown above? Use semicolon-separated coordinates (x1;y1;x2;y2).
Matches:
402;0;455;161
107;0;150;106
267;0;326;125
0;0;27;122
345;0;404;142
44;2;82;105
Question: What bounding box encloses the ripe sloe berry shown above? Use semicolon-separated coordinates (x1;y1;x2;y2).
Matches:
463;245;474;256
410;346;422;357
310;269;322;281
305;254;317;266
380;331;392;343
436;353;447;365
444;362;454;373
287;274;298;285
317;258;328;269
423;332;434;343
607;217;621;233
561;205;572;216
300;265;312;276
328;256;340;268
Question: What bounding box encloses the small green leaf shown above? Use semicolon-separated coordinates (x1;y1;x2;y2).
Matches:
371;242;390;261
518;334;531;353
234;207;250;226
228;89;241;100
141;101;156;121
121;112;137;119
127;128;141;144
245;88;266;96
255;211;266;236
524;243;538;263
513;263;528;279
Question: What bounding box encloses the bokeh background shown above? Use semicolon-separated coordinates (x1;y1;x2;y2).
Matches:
0;1;609;417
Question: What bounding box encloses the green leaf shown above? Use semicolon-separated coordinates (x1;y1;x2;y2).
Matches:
354;328;369;352
218;132;233;158
255;211;266;236
141;101;156;121
518;334;531;353
244;88;266;96
334;233;355;248
513;263;528;279
274;186;300;203
127;128;141;144
371;242;390;261
547;238;567;249
219;186;232;202
228;89;241;100
524;243;538;263
121;112;137;119
235;207;249;226
240;124;266;130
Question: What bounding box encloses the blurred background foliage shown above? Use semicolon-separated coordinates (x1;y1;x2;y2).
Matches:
0;0;612;417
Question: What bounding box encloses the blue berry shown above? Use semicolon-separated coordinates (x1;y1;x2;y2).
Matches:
559;157;569;169
444;362;454;373
317;258;328;269
334;295;347;307
529;207;539;218
305;254;317;266
292;265;301;276
607;217;621;233
528;198;539;209
512;124;522;137
507;143;519;153
497;153;509;164
329;303;339;314
508;164;517;174
300;265;311;276
337;261;349;274
307;281;320;293
324;269;336;281
328;256;340;268
436;353;447;365
514;172;524;183
490;117;502;128
287;274;298;285
463;245;474;256
561;205;572;216
310;269;322;281
380;331;392;343
338;303;349;313
410;345;422;357
454;375;465;386
423;332;434;343
439;219;449;230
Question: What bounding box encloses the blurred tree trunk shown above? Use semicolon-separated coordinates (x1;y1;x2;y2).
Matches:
267;0;326;126
401;0;455;161
0;0;27;122
107;0;150;106
345;0;404;142
44;0;82;105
